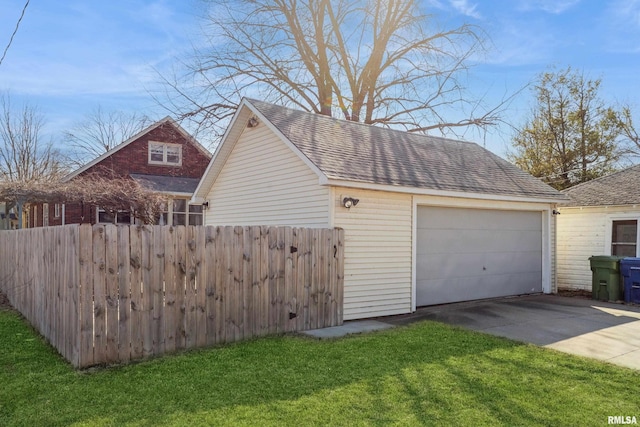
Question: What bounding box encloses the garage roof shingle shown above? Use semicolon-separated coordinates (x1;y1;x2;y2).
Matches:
248;99;565;200
562;164;640;206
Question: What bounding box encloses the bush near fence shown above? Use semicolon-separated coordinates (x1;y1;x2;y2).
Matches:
0;224;344;368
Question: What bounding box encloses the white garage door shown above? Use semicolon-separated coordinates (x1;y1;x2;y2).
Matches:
416;206;542;306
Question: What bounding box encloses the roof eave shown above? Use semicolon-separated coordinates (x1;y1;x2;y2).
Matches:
560;202;640;209
323;178;569;204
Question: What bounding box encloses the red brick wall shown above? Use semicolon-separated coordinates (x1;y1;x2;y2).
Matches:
78;121;211;179
27;202;92;227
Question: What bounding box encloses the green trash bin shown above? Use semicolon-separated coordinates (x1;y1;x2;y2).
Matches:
589;255;625;301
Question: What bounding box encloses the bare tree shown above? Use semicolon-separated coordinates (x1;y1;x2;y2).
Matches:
0;94;66;227
68;173;167;224
160;0;506;141
0;174;167;226
0;94;64;183
62;107;152;168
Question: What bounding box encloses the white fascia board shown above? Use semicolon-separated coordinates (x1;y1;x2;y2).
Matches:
323;178;568;205
558;203;640;211
160;191;194;198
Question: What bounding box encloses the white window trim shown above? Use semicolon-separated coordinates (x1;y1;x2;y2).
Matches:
148;141;182;166
604;214;640;257
42;203;49;227
54;203;61;218
96;207;134;225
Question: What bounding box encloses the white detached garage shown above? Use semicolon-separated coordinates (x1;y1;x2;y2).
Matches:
192;99;568;320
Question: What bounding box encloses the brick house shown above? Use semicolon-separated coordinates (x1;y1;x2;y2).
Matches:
27;117;211;227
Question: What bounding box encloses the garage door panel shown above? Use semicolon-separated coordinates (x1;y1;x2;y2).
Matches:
416;206;543;306
418;208;541;231
417;229;541;255
418;250;543;281
417;271;542;306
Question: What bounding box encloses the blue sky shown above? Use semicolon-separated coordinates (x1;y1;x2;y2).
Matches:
1;0;639;156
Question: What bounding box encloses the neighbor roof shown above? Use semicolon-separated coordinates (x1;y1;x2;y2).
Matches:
130;174;200;195
562;164;640;207
242;99;565;201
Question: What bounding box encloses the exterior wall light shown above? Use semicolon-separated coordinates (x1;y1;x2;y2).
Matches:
247;116;259;128
342;197;359;209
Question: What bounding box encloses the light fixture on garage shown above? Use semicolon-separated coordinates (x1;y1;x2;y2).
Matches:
247;116;259;128
342;197;359;209
552;209;561;215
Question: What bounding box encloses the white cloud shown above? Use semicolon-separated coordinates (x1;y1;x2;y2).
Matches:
449;0;482;19
517;0;581;14
602;0;640;52
607;0;640;27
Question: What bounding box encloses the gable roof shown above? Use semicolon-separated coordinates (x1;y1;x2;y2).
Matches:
64;116;211;181
562;164;640;207
130;174;201;196
194;98;567;202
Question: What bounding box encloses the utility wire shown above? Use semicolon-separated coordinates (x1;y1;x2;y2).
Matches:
0;0;30;67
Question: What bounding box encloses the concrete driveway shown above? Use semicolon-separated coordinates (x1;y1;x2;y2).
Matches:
384;294;640;370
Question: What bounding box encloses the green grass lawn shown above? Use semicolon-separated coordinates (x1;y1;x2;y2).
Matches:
1;305;639;427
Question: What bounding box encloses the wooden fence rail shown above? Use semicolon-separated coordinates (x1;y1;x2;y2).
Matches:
0;224;344;368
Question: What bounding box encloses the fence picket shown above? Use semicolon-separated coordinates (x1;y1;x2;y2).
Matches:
213;226;226;344
92;225;107;364
129;225;143;360
152;226;165;355
174;225;187;350
117;226;131;363
185;226;197;349
104;225;119;364
78;224;94;367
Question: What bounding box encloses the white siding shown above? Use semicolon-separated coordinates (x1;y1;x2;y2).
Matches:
204;124;330;227
557;206;640;290
332;188;413;320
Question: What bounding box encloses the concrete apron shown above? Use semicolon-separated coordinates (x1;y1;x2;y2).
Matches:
303;294;640;371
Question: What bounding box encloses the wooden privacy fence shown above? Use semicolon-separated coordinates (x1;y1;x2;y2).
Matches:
0;224;344;368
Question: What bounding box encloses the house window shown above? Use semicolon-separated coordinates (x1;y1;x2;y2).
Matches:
156;199;203;226
171;199;203;226
54;204;61;218
189;204;203;226
97;208;132;225
612;220;637;257
148;141;182;166
42;203;49;227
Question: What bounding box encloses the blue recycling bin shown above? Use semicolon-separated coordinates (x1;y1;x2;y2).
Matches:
620;258;640;304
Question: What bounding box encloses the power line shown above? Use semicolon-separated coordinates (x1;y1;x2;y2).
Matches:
0;0;30;67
